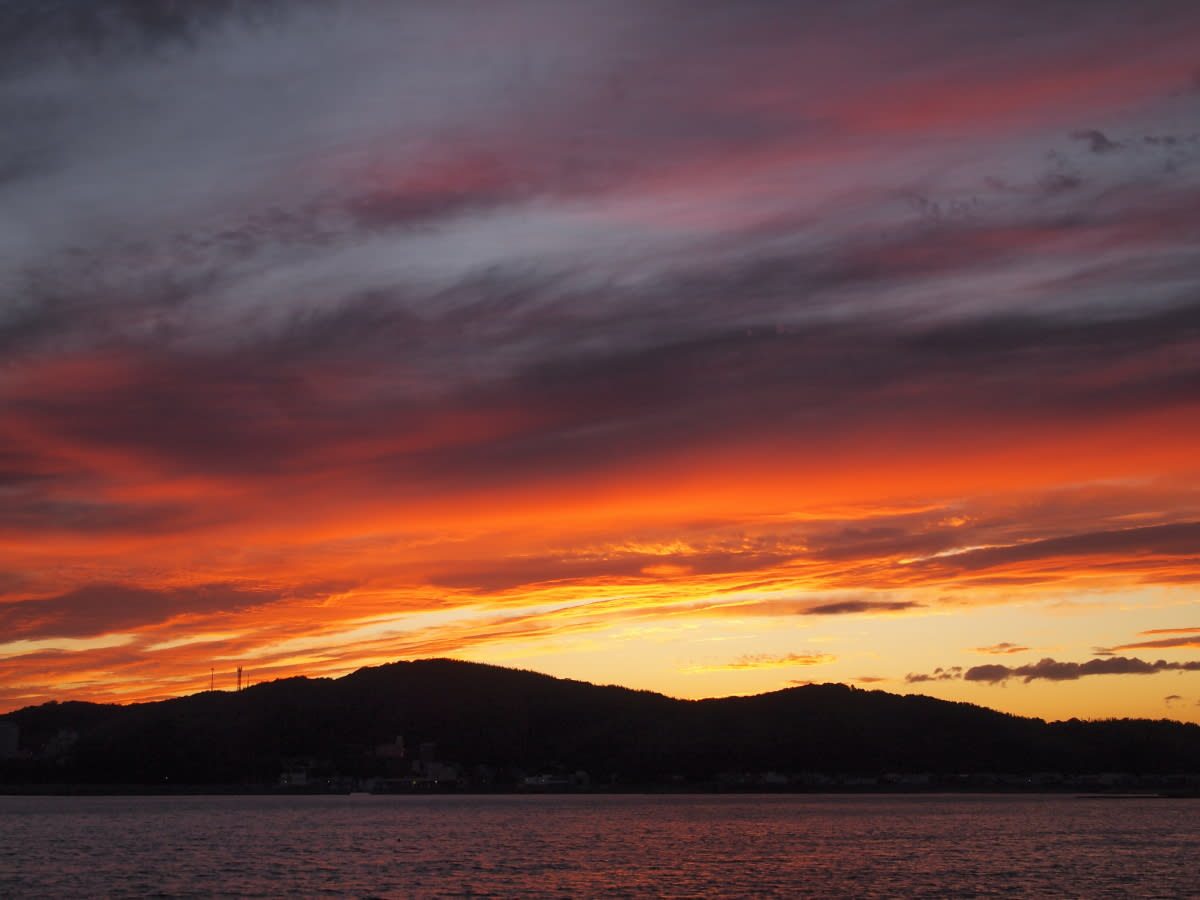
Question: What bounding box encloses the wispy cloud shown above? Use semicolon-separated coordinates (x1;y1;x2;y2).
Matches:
690;652;837;673
973;642;1030;655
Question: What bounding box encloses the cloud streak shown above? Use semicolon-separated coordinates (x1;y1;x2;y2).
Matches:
692;652;837;673
974;643;1031;655
1100;627;1200;652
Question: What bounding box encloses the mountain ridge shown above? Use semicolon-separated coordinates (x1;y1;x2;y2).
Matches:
3;658;1198;788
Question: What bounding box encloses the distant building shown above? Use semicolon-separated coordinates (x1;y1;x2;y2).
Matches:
521;771;589;790
278;756;321;788
278;767;310;788
0;720;17;759
421;761;460;784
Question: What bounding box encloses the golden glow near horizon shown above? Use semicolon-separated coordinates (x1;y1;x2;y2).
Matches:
4;464;1198;720
1;3;1199;722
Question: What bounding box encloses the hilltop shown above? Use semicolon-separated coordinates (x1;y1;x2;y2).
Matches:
2;659;1199;790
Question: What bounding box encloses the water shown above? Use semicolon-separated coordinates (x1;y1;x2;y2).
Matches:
0;793;1195;898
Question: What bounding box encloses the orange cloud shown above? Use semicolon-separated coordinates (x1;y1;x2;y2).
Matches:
689;652;837;672
973;643;1031;656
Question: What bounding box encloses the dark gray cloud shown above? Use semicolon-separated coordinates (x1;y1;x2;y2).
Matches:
964;656;1200;683
1101;632;1200;652
905;666;963;684
805;599;923;616
0;495;195;536
1071;130;1121;154
907;656;1200;684
903;522;1200;577
0;582;277;640
0;0;292;63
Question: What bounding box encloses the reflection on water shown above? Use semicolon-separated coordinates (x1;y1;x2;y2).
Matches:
1;793;1195;898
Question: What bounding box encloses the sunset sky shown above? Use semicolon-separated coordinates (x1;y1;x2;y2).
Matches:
2;0;1199;723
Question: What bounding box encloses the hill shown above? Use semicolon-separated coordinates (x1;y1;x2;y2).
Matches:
2;659;1198;789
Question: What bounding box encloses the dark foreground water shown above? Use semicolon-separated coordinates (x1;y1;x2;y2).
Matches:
1;793;1196;898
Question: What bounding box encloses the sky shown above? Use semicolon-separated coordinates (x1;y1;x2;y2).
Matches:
2;0;1199;723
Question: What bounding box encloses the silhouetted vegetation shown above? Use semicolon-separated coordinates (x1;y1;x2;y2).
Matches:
2;659;1199;790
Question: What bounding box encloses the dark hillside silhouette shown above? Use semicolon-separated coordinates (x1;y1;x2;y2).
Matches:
2;659;1198;788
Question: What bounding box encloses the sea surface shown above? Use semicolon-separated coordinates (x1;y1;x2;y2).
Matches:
1;793;1195;898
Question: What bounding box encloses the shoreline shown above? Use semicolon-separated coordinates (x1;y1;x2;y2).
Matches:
3;783;1196;798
